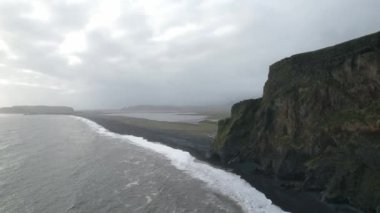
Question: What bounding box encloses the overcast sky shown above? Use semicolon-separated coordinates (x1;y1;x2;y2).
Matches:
0;0;379;109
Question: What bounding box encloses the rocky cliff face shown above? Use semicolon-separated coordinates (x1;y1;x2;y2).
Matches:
212;32;380;212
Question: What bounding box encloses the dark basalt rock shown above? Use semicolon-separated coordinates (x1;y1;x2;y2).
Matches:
212;31;380;212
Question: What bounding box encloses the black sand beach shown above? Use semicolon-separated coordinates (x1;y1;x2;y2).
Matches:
79;113;213;160
79;113;358;213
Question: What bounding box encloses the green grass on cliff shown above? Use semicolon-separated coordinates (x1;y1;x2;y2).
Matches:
323;101;380;130
213;99;262;151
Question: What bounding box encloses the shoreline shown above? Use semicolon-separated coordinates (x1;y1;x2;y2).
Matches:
78;113;352;213
78;113;212;161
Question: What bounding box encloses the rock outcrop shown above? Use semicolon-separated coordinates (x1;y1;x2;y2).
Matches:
212;32;380;212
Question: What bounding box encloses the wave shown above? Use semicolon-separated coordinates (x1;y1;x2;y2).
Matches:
74;116;286;213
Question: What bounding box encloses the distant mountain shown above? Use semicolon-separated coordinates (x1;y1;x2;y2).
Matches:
121;104;231;114
0;106;75;115
121;105;184;113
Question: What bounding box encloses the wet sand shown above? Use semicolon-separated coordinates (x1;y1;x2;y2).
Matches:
79;113;355;213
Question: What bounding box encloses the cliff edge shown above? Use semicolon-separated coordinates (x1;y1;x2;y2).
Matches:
212;32;380;212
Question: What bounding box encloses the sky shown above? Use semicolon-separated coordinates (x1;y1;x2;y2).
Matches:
0;0;379;109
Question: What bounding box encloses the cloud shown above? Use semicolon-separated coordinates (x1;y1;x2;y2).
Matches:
0;0;379;109
152;23;201;42
58;31;87;54
21;1;51;22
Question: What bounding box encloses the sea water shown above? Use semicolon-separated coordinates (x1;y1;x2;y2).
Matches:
0;114;285;213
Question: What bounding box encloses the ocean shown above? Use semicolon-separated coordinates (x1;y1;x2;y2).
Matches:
0;114;284;213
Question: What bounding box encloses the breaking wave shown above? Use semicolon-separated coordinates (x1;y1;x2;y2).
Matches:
75;116;286;213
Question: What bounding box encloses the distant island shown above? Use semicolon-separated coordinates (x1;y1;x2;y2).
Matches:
0;106;75;115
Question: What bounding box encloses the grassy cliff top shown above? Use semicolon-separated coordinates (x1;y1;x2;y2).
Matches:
270;31;380;70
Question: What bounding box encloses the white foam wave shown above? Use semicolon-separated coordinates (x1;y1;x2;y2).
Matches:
74;116;287;213
0;143;10;151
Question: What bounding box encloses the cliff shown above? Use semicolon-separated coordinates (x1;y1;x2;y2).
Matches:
0;106;75;115
212;32;380;212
